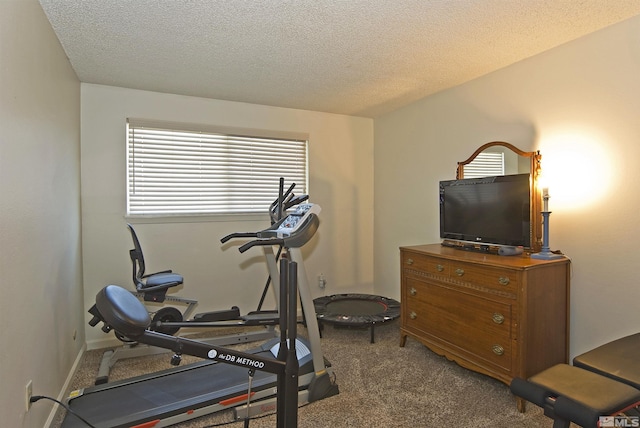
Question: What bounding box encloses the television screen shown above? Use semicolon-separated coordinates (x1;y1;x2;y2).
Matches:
439;173;531;247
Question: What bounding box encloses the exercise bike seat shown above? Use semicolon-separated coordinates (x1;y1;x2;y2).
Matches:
94;284;151;340
140;271;184;292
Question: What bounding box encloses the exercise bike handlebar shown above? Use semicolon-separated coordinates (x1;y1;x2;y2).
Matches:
282;194;309;212
270;180;296;223
237;212;319;254
220;231;259;244
239;238;286;253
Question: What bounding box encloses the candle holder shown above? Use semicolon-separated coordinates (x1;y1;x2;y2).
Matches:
531;193;563;260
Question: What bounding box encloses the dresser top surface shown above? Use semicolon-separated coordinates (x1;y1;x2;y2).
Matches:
400;243;570;269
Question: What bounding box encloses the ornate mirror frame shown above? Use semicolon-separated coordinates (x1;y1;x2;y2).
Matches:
456;141;542;253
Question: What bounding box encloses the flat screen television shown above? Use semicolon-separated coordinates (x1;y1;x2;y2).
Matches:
439;173;531;248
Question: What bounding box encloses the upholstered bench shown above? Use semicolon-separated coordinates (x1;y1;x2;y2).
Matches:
510;363;640;428
573;332;640;390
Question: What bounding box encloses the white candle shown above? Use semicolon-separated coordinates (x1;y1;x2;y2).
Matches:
543;187;549;212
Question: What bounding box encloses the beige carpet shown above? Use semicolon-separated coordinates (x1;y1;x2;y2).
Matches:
52;323;552;428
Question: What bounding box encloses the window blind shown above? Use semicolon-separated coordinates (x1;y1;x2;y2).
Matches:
127;120;308;216
463;152;505;178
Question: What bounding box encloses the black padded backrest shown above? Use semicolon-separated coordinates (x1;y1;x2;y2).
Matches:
95;285;151;339
127;223;146;285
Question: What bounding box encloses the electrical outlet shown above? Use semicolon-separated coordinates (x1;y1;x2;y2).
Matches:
318;273;326;289
25;380;33;411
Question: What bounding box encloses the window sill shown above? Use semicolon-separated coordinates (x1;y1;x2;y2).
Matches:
125;213;269;224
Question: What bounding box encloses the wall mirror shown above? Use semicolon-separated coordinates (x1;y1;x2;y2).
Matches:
456;141;542;252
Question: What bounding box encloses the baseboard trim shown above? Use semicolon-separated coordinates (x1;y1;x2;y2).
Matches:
87;336;121;351
44;343;86;428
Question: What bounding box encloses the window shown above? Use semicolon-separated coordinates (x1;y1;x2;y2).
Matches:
463;152;505;178
126;119;308;216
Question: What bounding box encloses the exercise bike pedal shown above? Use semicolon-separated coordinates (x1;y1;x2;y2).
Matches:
241;310;280;326
193;306;241;322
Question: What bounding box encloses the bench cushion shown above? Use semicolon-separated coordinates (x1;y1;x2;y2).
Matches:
528;364;640;427
574;333;640;390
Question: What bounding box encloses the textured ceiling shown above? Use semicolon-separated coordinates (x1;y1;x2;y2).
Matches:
39;0;640;118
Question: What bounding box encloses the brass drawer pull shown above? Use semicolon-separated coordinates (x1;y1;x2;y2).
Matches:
492;345;505;356
406;258;414;265
455;268;465;276
436;264;444;272
410;287;417;296
492;313;505;324
409;311;417;320
498;276;510;286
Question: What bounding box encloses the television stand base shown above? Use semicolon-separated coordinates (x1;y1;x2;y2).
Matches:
441;240;523;256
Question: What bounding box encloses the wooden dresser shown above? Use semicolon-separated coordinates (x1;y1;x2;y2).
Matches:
399;244;570;410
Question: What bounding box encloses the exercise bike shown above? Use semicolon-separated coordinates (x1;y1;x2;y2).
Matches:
95;179;307;384
149;179;310;333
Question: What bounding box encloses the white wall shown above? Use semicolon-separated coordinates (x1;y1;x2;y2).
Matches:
81;84;374;347
374;15;640;358
0;1;82;427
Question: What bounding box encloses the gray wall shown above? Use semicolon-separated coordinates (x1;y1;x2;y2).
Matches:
0;1;83;427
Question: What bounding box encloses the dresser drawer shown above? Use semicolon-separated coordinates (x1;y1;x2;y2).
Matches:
403;278;513;371
403;278;512;337
402;252;449;277
449;261;519;294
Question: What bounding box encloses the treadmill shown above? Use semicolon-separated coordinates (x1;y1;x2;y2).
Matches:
62;204;338;428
